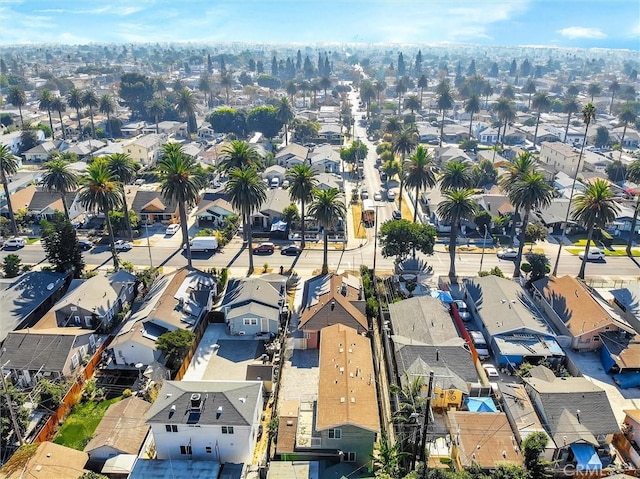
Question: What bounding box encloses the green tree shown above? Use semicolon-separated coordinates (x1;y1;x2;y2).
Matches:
522;252;550;285
0;144;20;236
107;153;137;241
157;143;206;268
440;159;473;191
475;210;492;235
36;377;67;411
531;92;551;147
220;71;233;105
198;74;212;106
119;73;155;119
42;158;79;220
99;94;115;138
524;79;537;109
276;96;294;145
471;158;498;188
522;431;551;479
595;125;610;148
156;329;195;370
417;74;428;107
247;105;283;139
82;89;99;139
282;203;300;230
573;179;620;279
67;87;84;134
147;97;165;135
617;104;637;159
287;164;317;249
608;79;620;115
626;159;640;255
79;472;109;479
285;80;297;104
436;80;453;146
372;431;407;478
51;96;67;140
500;152;536;245
40;212;84;277
379;219;436;261
437;189;478;278
562;96;580;144
7;86;26;126
382;160;401;186
525;222;548;243
494;97;516;149
384;117;403;136
606;160;627;183
404;146;436;222
2;253;22;278
0;382;28;449
220;140;263;173
587;82;601;102
392;127;418;211
308;188;346;274
176;89;197;134
404;94;421;114
464;94;481;139
38;89;55;139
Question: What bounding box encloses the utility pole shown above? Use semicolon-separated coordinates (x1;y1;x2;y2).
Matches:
478;225;488;273
1;360;25;445
372;203;383;278
419;371;435;476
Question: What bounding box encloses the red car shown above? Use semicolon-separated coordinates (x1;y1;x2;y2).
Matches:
253;242;275;254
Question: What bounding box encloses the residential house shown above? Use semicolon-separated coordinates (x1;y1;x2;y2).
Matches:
145;120;186;137
502;126;527;146
0;442;89;479
316;123;344;144
463;276;564;369
532;275;627;351
129;460;221;479
1;185;84;222
611;126;640;149
145;380;263;463
22;140;59;162
309;144;342;173
416;122;440;143
1;270;67;343
433;146;472;166
520;125;559;144
125;134;163;167
605;281;640;332
120;121;146;138
315;172;344;192
195;197;235;228
478;126;500;145
442;124;469;143
109;267;216;367
599;330;640;375
298;273;367;349
263;165;287;184
448;411;524;469
252;188;291;230
539;142;584;175
220;277;286;336
622;410;640;468
84;396;152;463
276;143;309;168
531;198;579;235
131;189;180;224
524;365;619;470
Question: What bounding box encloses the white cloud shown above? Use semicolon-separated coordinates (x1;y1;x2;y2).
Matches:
558;26;606;39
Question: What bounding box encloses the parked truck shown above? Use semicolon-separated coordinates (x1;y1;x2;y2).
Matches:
189;236;218;252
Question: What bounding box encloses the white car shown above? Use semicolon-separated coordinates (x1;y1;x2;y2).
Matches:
373;192;383;201
114;240;133;251
361;189;369;200
165;223;180;235
387;190;396;201
578;248;605;261
497;248;518;259
453;300;471;321
3;237;26;249
483;364;499;378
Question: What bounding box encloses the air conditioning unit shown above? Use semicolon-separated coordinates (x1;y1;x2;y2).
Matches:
238;331;246;336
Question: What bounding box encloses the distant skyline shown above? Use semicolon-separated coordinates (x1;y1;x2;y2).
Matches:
1;0;639;50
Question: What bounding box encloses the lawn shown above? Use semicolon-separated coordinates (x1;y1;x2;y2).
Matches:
350;204;368;239
53;396;122;451
399;197;412;221
566;246;640;257
25;237;39;245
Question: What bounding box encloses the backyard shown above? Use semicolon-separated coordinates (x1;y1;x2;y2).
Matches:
53;395;123;450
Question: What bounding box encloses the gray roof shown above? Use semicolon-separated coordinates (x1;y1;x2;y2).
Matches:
532;199;577;226
498;383;552;444
54;274;118;316
388;296;463;346
610;282;640;318
229;302;279;321
222;277;282;311
29;189;78;212
1;271;66;341
146;380;262;426
464;276;554;337
1;332;81;371
130;459;221;479
259;188;290;216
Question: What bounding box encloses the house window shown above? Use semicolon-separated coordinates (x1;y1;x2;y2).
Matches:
343;452;356;462
243;318;257;326
222;426;234;434
328;428;342;439
180;445;192;455
205;446;212;454
593;336;600;341
84;316;93;327
71;353;79;369
165;425;178;432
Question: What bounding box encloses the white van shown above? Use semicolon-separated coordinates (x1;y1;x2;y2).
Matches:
578;247;605;261
469;331;490;359
270;177;280;188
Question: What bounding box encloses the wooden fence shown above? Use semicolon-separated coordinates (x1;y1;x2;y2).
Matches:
172;315;210;382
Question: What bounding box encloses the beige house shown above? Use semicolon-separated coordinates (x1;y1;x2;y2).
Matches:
539;142;583;176
125;134;163;167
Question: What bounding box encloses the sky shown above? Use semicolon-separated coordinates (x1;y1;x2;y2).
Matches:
0;0;638;50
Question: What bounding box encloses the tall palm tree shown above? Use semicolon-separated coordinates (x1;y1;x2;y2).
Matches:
608;80;620;115
372;431;406;478
38;89;55;139
276;97;294;146
403;95;421;114
299;80;310;109
626;160;640;256
319;77;331;98
392;127;418;212
395;77;407;113
82;90;99;139
42;158;79;220
531;92;551;147
617;105;637;160
404;146;436;223
417;74;428;108
50;97;67;140
374;79;387;106
107;153;137;241
220;71;233;105
499;152;536;245
437;189;478;278
286;164;317;249
225;166;267;274
436;80;453;146
99;94;115;139
464;94;480;139
0;145;19;236
220;140;263;173
384;117;402;137
157;143;206;268
440;159;473;191
587;83;601;102
494;97;516;150
508;172;553;277
147;98;165;134
78;161;123;269
524;79;537;109
67;87;84;135
308;188;346;275
285;81;297;105
482;81;494;109
198;74;212;106
7;86;26;127
359;80;376;117
562;97;580;143
176;89;197;134
573;179;620;279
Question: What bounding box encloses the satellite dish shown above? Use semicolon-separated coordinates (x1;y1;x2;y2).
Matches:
46;283;54;290
135;362;144;369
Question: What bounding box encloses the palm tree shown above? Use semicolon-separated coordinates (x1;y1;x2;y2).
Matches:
299;80;310;108
107;153;137;241
372;431;406;478
494;97;516;150
562;96;580;143
482;81;494;109
359;80;376;117
67;87;84;135
437;189;478;278
508;172;553;277
147;98;165;134
381;160;401;187
499;152;536;245
310;80;320;109
436;80;453;146
82;90;99;139
276;97;294;146
617;105;637;160
404;146;436;222
403;95;421;114
78;161;123;269
608;80;620;115
176;89;197;134
319;77;331;98
374;79;386;106
225;166;267;273
50;97;67;140
587;83;601;102
308;188;346;275
220;140;263;173
524;79;537;109
7;86;27;127
285;81;297;104
38;89;55;139
440;159;473;191
156;143;206;268
395;77;407;113
573;179;620;279
384;117;402;137
625;160;640;256
531;92;551;147
417;74;428;108
464;94;480;139
501;84;516;100
0;145;19;236
99;94;115;139
392;127;418;211
198;74;212;106
220;71;233;105
42;158;79;220
286;164;317;249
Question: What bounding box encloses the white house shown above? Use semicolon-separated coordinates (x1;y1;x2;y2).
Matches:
146;380;263;464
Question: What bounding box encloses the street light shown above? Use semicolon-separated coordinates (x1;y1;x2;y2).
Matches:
145;221;153;269
372;203;384;279
478;225;489;273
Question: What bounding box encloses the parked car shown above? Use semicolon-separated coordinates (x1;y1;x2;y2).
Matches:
374;191;383;201
578;248;605;261
392;209;402;220
281;244;302;256
2;237;26;249
78;239;93;251
114;240;133;251
253;242;275;254
469;331;490;359
387;189;396;201
361;189;369;200
453;300;471;321
165;223;180;235
483;364;499;378
497;248;518;259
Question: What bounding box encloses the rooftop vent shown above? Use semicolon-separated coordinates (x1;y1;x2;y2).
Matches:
190;393;202;409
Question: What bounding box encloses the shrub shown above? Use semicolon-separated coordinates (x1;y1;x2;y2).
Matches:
2;254;22;278
365;296;379;318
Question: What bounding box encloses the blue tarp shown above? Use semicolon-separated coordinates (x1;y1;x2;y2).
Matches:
430;290;454;303
465;397;498;412
570;443;602;471
613;372;640;389
270;220;288;232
